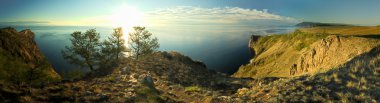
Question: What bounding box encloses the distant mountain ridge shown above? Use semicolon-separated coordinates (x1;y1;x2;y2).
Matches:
296;22;352;27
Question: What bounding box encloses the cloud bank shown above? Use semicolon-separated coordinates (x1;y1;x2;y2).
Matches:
146;6;299;26
0;21;50;26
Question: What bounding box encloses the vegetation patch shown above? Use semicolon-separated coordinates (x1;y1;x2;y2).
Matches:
185;86;203;92
295;42;308;51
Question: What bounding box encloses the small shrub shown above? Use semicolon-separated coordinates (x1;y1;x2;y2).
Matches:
359;77;367;84
333;73;342;84
62;70;85;81
185;86;202;92
322;75;331;82
348;73;357;79
92;86;102;94
346;81;356;88
20;96;33;102
106;75;117;82
306;86;313;91
135;84;162;103
295;42;307;51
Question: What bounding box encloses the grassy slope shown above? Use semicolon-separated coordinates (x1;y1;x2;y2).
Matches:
0;48;29;81
231;26;380;102
237;45;380;102
234;30;328;78
234;26;380;78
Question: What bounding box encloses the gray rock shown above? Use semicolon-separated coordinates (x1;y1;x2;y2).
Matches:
140;75;155;89
85;91;93;95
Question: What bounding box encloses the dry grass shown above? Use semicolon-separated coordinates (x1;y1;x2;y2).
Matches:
237;44;380;102
234;30;329;78
235;26;380;78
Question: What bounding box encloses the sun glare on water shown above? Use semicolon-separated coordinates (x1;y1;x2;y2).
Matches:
110;5;144;47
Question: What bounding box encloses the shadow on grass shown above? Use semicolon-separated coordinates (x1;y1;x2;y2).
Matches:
299;45;380;101
354;35;380;39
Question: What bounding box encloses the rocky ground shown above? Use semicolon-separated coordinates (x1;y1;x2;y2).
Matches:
0;51;253;103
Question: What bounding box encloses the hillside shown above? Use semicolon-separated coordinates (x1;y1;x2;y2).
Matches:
234;45;380;102
229;26;380;102
0;51;253;102
234;26;380;78
0;27;61;84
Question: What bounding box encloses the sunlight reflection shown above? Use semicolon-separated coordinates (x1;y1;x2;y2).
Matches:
109;4;144;48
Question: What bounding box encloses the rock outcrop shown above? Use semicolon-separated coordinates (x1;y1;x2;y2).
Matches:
248;35;261;57
297;35;379;75
0;27;61;84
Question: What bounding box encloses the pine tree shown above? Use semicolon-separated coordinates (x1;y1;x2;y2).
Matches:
128;26;159;60
62;29;100;71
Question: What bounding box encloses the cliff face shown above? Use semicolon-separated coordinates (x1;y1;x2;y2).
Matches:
234;45;380;102
297;35;378;75
0;27;61;83
248;35;261;57
1;27;41;64
233;28;380;78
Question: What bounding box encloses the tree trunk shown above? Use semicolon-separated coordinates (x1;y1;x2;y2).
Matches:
86;58;94;70
136;53;139;60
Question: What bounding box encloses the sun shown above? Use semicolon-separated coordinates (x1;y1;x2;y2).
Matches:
109;5;144;46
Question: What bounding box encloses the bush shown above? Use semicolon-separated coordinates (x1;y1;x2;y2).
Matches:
62;70;85;81
185;86;202;92
295;42;308;51
135;84;163;103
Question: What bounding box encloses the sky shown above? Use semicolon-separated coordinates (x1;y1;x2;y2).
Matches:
1;0;380;26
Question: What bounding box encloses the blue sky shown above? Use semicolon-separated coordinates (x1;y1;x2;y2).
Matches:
1;0;380;26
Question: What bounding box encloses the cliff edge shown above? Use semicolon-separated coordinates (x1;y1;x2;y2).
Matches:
0;27;61;84
234;26;380;78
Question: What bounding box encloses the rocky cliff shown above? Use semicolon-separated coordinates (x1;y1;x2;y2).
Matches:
234;45;380;102
0;27;61;84
296;35;378;75
234;27;380;78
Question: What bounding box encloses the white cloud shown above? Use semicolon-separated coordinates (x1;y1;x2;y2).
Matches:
145;6;299;26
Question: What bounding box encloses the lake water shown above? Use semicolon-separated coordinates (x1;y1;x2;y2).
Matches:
7;26;295;75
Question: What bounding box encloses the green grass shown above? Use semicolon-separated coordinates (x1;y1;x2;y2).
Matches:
0;49;29;83
62;70;85;81
185;85;203;92
0;48;61;85
135;83;163;103
295;42;308;51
